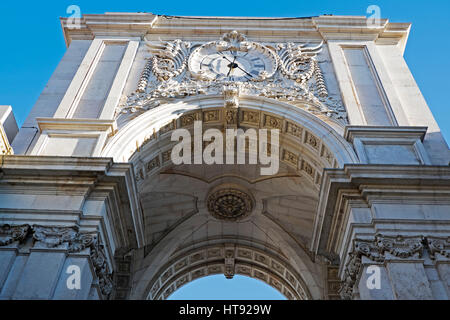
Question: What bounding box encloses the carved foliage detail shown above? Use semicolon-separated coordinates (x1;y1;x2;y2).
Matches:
33;225;79;249
118;32;347;124
0;224;113;299
0;224;30;246
339;234;424;300
427;237;450;259
223;84;240;109
147;39;191;82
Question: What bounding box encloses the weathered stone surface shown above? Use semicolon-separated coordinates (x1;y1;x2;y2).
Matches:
0;13;449;300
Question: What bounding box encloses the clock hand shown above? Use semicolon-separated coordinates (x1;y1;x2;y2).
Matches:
226;55;237;77
222;55;233;63
223;54;253;79
235;64;254;78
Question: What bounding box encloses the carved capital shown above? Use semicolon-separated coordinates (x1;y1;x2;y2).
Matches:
68;232;97;253
0;224;113;298
0;224;30;246
339;234;425;299
375;234;424;259
32;225;79;248
427;237;450;260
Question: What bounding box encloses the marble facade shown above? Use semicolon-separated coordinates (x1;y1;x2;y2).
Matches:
0;13;449;300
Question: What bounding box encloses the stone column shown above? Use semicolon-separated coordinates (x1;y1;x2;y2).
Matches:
0;156;144;300
340;235;445;300
0;224;113;300
311;162;450;300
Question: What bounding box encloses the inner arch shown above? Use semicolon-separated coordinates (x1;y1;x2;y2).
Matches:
107;96;360;300
147;242;311;300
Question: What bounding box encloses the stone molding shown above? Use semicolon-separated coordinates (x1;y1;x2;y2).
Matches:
312;164;450;256
344;126;431;165
0;155;144;249
60;14;410;50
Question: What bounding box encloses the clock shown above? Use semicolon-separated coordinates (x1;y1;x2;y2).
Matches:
188;37;278;82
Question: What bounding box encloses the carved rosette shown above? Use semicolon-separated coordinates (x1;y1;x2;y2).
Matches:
206;186;254;222
339;234;425;300
0;224;30;246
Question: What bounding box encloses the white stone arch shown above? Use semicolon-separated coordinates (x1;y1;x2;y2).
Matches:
148;242;313;300
102;96;359;300
130;206;323;299
102;95;359;166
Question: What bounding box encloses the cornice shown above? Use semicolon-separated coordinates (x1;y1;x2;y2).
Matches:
61;12;159;46
344;126;428;143
0;155;144;249
311;164;450;254
0;155;114;175
36;117;117;135
60;13;411;51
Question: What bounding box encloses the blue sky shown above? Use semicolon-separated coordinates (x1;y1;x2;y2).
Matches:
168;275;286;300
0;0;449;299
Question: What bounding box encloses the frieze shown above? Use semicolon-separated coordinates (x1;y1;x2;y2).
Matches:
33;225;79;249
116;31;347;125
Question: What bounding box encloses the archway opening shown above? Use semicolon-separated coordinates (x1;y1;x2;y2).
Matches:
103;97;359;300
168;275;286;300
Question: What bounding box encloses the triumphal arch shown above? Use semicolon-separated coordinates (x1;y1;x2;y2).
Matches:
0;13;449;300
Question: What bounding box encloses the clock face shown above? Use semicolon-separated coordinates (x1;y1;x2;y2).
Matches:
188;44;278;82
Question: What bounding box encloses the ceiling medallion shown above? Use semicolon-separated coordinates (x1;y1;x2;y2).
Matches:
206;185;254;221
